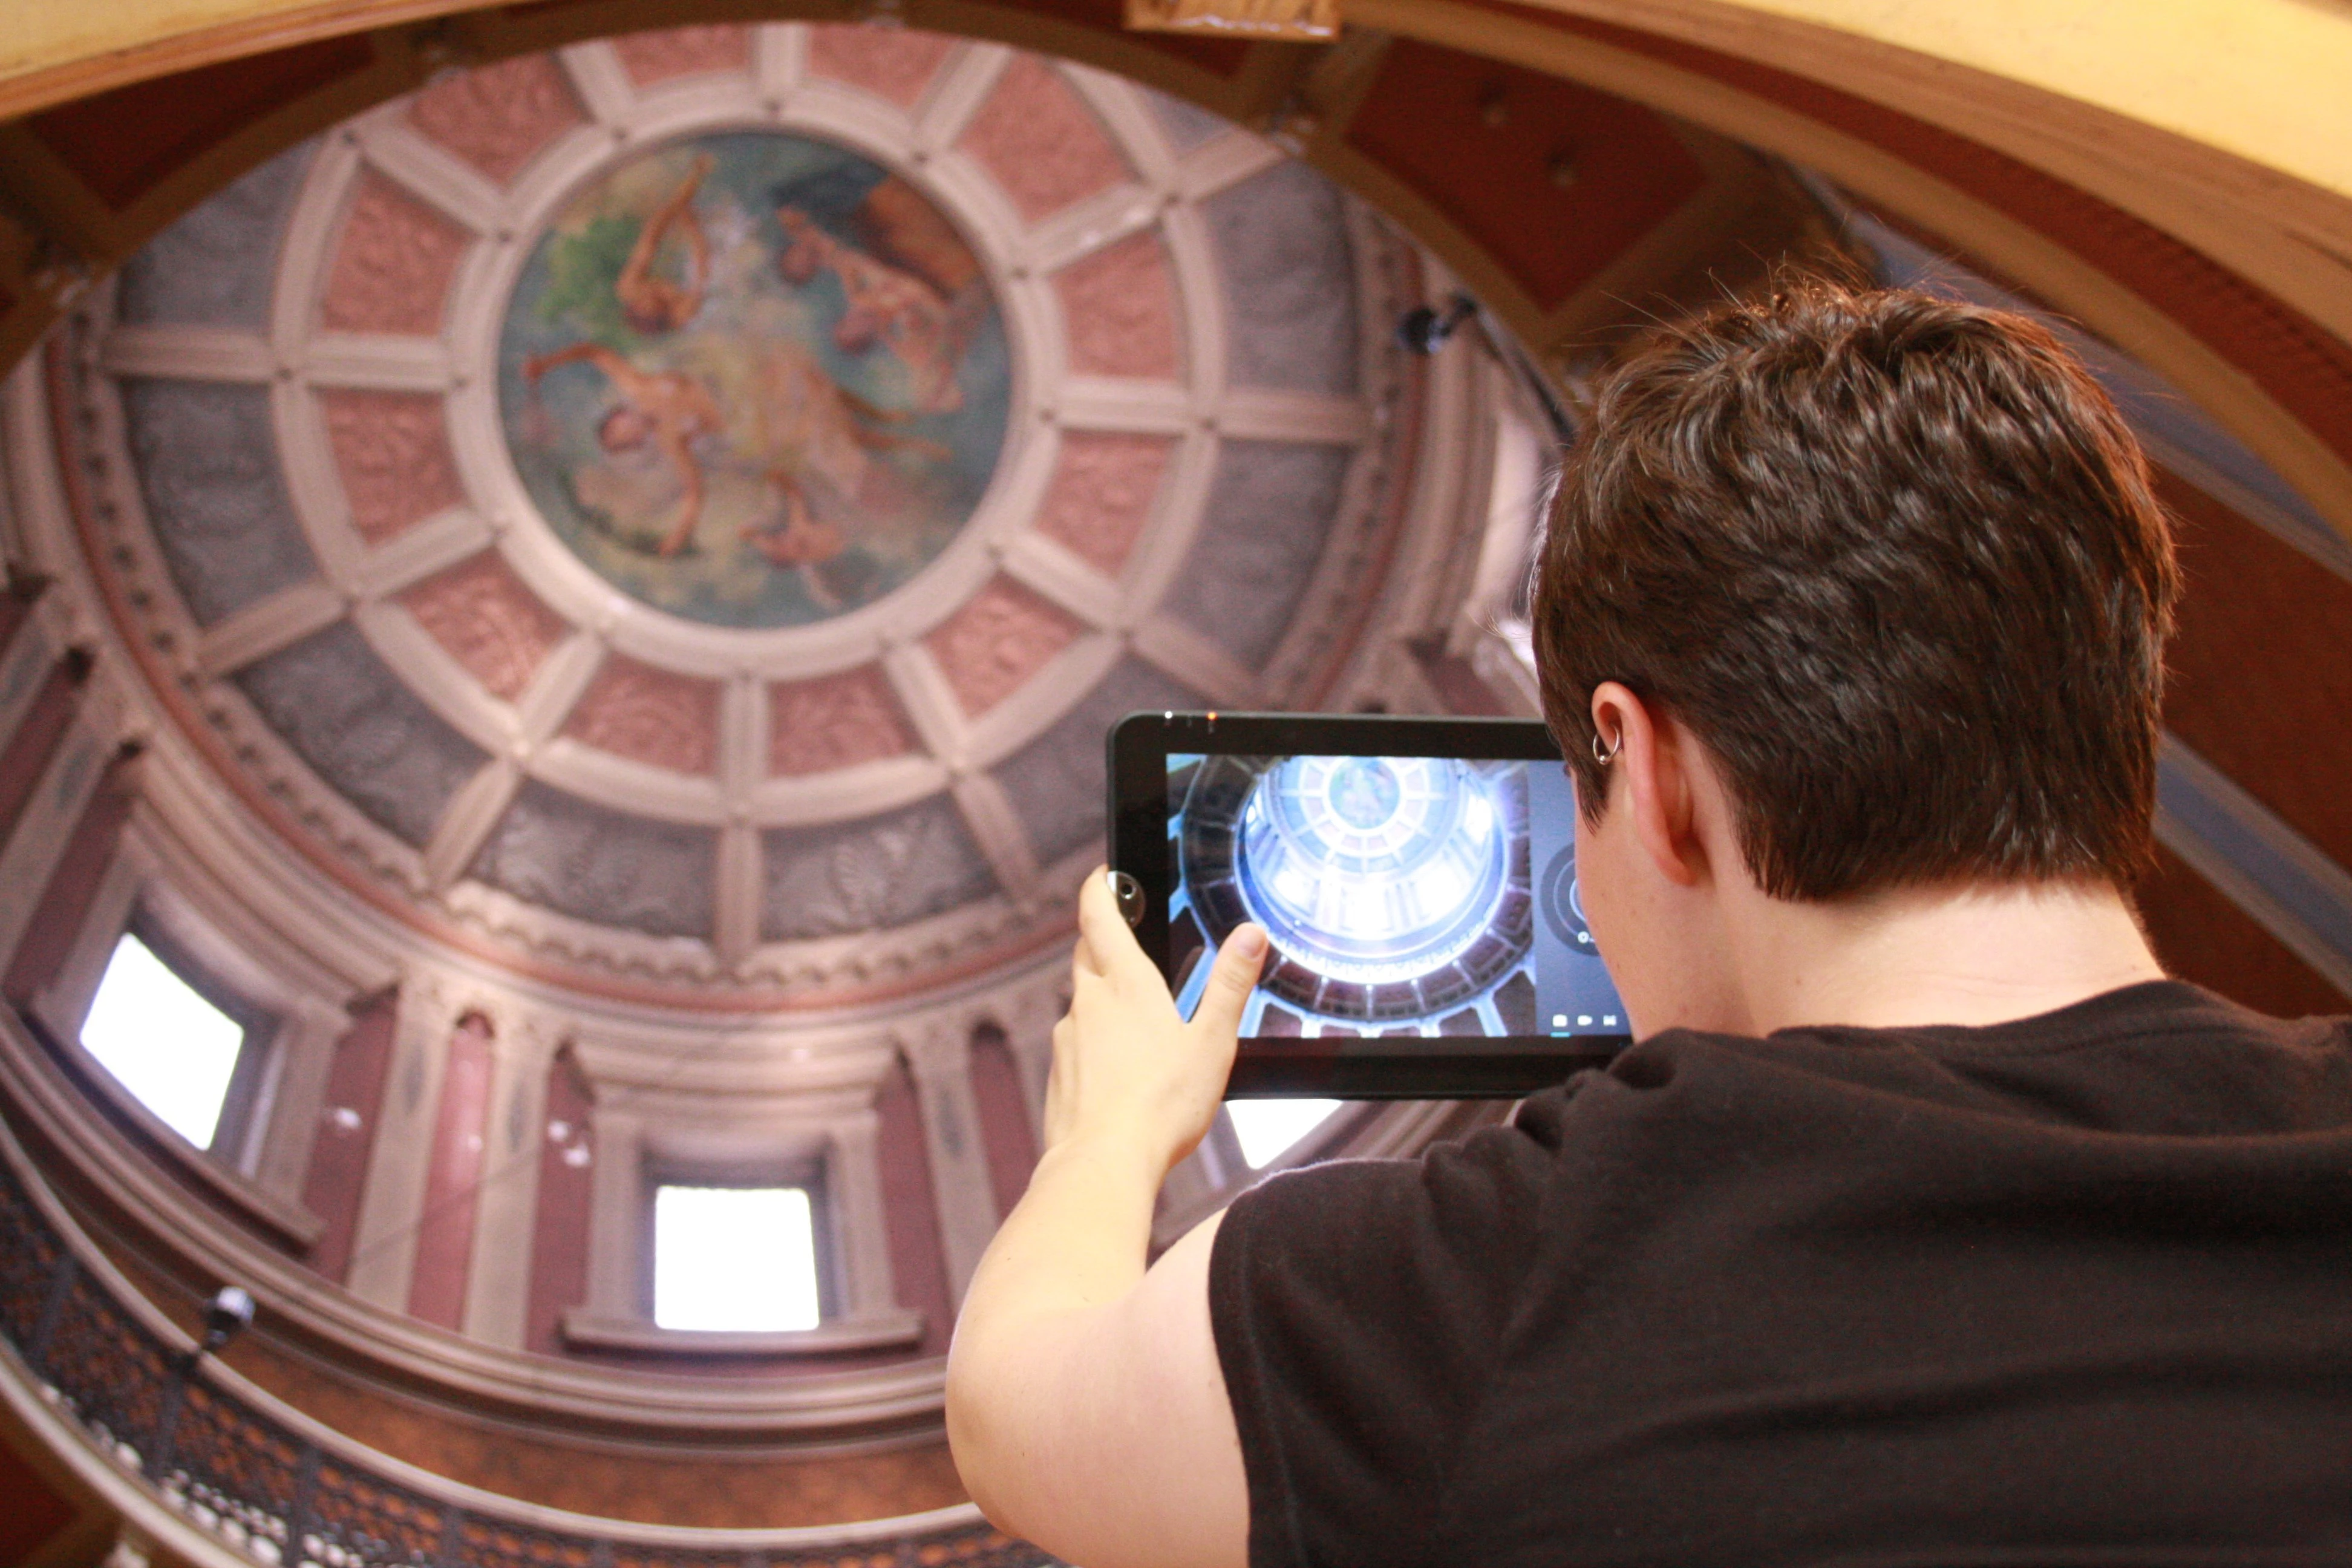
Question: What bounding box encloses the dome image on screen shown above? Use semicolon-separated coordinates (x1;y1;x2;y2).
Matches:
1171;755;1537;1035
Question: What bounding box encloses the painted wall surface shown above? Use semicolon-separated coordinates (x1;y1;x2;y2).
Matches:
0;662;78;847
876;1054;955;1359
524;1047;595;1356
405;1011;495;1330
2;761;130;1007
968;1025;1038;1223
302;990;399;1283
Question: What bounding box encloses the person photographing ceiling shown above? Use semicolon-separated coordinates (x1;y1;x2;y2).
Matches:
944;279;2352;1567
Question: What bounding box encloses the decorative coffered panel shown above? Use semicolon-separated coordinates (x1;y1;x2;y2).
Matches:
61;21;1440;1001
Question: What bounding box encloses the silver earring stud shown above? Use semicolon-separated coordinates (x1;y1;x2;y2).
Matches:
1592;728;1622;766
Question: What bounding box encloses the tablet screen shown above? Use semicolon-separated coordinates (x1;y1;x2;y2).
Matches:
1165;751;1626;1044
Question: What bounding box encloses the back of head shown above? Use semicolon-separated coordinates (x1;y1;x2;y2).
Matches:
1534;279;2181;902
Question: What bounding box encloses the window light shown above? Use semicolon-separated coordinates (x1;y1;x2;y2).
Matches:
80;934;246;1149
1228;1099;1342;1169
653;1185;821;1332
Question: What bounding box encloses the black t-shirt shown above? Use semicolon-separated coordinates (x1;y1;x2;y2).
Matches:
1209;982;2352;1567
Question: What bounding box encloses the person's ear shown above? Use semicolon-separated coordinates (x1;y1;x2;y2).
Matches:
1591;682;1708;889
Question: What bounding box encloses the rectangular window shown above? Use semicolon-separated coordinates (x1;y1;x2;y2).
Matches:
652;1185;822;1332
80;933;248;1148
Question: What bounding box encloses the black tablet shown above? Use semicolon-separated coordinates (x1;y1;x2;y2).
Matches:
1108;711;1632;1099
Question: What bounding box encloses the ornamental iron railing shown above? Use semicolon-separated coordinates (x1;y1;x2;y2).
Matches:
0;1128;1051;1568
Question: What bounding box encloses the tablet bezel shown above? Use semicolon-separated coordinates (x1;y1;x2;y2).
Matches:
1107;710;1628;1099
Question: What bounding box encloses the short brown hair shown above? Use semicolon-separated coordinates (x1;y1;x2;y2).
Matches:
1533;281;2180;901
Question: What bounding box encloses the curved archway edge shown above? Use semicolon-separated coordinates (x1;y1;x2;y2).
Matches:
0;0;2345;549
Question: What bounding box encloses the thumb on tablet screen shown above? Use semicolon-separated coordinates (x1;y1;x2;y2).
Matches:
1192;924;1267;1042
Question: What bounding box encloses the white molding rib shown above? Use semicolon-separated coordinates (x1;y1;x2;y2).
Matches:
296;335;457;392
996;531;1125;630
422;758;523;892
356;119;505;237
714;821;762;965
746;753;951;829
194;579;345;678
880;641;970;771
1173;129;1287;204
950;771;1040;901
2155;734;2352;999
1063;60;1177;188
714;675;766;957
510;629;606;748
912;42;1012;155
1055;377;1194;433
1024;186;1163;276
1131;613;1261;707
1220;387;1376;445
719;672;765;804
751;22;803;105
959;635;1121;773
556;41;640;128
97;325;275;384
1111;425;1216;613
531;740;731;825
1160;197;1226;417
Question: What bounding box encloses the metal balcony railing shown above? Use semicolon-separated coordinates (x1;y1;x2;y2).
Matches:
0;1111;1053;1568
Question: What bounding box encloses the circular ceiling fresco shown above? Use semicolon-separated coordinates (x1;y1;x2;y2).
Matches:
66;22;1434;1001
499;131;1011;627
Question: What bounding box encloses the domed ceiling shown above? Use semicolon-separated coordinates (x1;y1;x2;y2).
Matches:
77;22;1425;1005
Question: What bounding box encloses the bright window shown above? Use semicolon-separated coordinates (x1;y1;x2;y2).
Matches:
1228;1099;1342;1169
653;1185;821;1332
80;934;246;1148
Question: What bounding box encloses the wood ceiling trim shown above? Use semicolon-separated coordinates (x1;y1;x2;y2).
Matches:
1342;0;2352;548
1500;5;2352;475
0;0;2342;554
6;0;2347;214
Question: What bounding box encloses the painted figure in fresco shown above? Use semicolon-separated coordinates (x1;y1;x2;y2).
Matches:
524;335;948;566
503;134;1011;629
521;343;720;557
775;206;966;414
697;333;949;578
616;155;717;336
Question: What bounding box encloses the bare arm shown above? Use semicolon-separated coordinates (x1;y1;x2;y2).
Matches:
947;871;1265;1568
